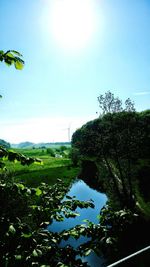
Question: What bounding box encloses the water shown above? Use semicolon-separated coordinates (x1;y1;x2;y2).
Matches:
48;179;108;266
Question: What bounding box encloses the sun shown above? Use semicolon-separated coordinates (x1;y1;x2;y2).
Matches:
49;0;97;52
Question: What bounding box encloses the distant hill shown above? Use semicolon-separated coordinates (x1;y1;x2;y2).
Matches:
17;142;35;148
11;142;71;149
0;139;11;149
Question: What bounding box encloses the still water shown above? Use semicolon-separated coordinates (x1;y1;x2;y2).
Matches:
48;179;108;266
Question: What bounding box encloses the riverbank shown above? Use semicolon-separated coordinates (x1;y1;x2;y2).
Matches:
2;147;80;187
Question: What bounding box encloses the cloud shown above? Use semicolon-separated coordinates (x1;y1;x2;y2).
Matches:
133;91;150;96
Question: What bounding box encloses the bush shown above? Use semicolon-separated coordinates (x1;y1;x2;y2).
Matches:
46;148;55;157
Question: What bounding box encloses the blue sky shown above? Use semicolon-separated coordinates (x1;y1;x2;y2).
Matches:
0;0;150;143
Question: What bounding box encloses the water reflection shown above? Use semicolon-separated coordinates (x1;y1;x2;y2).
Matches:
48;179;107;266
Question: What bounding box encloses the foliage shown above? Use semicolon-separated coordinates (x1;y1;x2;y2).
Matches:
69;147;80;167
0;50;24;70
60;146;67;152
0;177;97;266
0;50;97;266
72;109;150;210
0;145;42;170
2;53;149;265
2;148;78;187
46;148;55;157
97;91;135;115
0;139;11;149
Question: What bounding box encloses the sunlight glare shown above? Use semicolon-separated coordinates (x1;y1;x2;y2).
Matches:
50;0;97;51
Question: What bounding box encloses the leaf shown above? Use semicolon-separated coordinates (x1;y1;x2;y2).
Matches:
9;224;16;235
15;60;24;70
35;188;42;196
51;238;57;243
89;202;95;209
6;52;15;58
21;233;32;238
84;249;92;256
82;219;90;223
66;195;72;199
15;255;22;260
57;263;68;267
16;183;25;190
4;60;12;66
11;50;23;57
106;237;113;244
32;249;38;257
32;249;42;257
30;205;38;210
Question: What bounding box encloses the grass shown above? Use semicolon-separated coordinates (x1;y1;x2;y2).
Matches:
2;148;80;187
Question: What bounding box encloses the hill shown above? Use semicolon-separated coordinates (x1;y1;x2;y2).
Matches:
11;141;71;149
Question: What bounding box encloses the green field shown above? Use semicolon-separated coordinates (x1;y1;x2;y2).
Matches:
3;148;79;187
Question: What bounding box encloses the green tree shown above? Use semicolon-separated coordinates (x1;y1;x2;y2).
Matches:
46;147;55;157
72;93;150;210
60;145;67;152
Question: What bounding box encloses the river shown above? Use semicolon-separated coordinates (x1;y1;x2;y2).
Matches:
48;179;108;266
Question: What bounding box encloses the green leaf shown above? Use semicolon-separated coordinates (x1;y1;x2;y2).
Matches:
15;60;24;70
84;249;92;256
32;249;42;257
30;205;38;210
21;233;32;238
57;264;68;267
11;50;23;57
32;249;38;257
15;255;22;260
6;52;15;58
9;224;16;235
51;238;57;243
66;195;72;199
16;183;25;190
35;188;42;196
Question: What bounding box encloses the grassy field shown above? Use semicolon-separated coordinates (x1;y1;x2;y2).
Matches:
3;148;79;187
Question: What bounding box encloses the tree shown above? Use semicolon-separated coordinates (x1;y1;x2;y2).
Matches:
97;91;135;115
46;147;55;157
72;95;149;210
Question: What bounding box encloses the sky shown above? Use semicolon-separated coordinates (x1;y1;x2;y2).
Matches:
0;0;150;143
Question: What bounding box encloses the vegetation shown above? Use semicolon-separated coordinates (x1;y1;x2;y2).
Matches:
0;147;78;187
1;50;150;266
71;92;150;262
0;174;98;267
1;51;95;266
0;50;24;70
0;139;11;149
72;92;150;212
